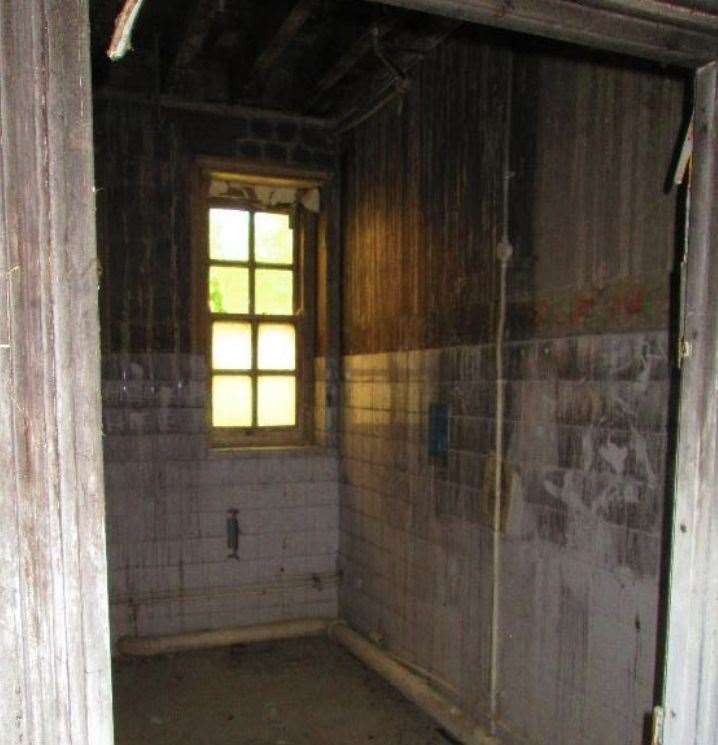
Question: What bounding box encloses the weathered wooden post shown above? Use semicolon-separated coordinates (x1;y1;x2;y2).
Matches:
661;61;718;745
0;2;114;743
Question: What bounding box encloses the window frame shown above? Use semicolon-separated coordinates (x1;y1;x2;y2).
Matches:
191;159;327;449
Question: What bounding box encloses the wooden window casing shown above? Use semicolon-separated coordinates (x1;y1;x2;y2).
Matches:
192;161;325;448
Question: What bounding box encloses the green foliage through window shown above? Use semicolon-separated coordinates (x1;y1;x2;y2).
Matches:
207;207;298;431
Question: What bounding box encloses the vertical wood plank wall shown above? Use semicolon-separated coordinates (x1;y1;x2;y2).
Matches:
0;2;114;744
341;31;685;353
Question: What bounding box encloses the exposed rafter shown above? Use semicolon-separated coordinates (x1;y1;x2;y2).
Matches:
166;0;222;94
364;0;718;66
303;19;398;114
243;0;321;99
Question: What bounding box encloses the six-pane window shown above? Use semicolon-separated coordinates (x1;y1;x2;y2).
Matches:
208;207;298;433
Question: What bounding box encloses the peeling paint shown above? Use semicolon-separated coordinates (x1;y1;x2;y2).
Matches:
599;439;628;475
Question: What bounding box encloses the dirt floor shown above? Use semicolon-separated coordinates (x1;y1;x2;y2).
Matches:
112;636;451;745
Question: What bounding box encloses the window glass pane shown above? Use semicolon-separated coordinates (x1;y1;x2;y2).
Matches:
258;376;296;427
209;266;249;314
212;375;252;427
212;322;252;370
258;323;295;370
209;208;249;261
255;269;293;315
255;212;293;264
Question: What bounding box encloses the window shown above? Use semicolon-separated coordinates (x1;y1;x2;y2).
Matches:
192;160;325;448
203;202;308;446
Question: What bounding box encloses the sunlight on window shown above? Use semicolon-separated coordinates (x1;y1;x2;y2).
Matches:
255;268;293;315
209;266;249;314
209;208;249;261
258;323;295;370
255;212;293;264
207;200;301;438
212;375;253;427
257;376;296;426
212;322;252;370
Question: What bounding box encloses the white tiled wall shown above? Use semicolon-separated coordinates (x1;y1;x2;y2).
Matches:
103;353;340;647
339;333;669;745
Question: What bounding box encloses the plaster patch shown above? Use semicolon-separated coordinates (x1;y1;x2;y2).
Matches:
630;428;657;487
599;440;628;475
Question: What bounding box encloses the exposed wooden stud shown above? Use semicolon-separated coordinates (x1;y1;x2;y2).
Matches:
303;19;398;114
243;0;321;98
364;0;718;65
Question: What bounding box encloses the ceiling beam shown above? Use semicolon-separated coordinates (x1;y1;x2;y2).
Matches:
243;0;321;98
303;19;399;114
166;0;222;94
94;87;334;128
363;0;718;66
579;0;718;33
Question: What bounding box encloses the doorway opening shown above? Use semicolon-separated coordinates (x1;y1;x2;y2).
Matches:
90;2;692;744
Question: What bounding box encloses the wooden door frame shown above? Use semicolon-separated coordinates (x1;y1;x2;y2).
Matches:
0;1;113;744
1;1;715;743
